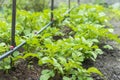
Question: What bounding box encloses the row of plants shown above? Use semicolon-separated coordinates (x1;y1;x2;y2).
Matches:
0;4;120;80
0;0;49;12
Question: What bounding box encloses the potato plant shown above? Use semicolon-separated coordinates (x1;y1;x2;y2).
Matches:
0;4;120;80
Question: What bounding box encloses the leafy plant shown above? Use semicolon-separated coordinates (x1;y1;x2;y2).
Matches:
40;69;55;80
0;4;120;80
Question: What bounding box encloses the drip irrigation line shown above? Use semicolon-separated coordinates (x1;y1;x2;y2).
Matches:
62;5;77;22
63;5;77;16
36;21;54;34
0;5;78;61
0;21;54;61
0;41;26;61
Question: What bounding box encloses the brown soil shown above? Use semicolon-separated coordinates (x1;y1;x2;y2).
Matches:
0;58;42;80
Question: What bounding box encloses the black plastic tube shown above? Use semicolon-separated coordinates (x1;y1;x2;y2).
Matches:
11;0;16;47
0;5;77;61
64;6;76;15
62;6;77;22
37;21;54;34
0;21;54;61
0;41;26;61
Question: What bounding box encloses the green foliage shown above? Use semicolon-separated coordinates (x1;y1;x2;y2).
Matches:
0;4;120;79
4;0;49;12
94;0;105;4
0;43;9;54
103;45;113;50
63;76;71;80
0;57;11;70
40;69;55;80
87;67;103;76
109;8;120;20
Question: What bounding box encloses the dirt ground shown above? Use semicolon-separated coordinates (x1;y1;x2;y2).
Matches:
93;20;120;80
0;59;42;80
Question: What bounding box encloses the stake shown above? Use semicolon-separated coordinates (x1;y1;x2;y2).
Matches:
78;0;80;5
0;22;54;61
51;0;54;22
43;0;45;9
68;0;71;14
11;0;16;47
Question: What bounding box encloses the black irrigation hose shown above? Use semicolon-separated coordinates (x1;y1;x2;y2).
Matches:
36;21;54;34
0;5;77;61
0;21;54;61
62;5;77;22
0;41;26;61
63;5;77;15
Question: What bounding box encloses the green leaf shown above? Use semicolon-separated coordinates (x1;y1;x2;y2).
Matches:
95;49;103;55
12;51;20;57
91;39;99;43
52;58;64;74
4;65;11;69
23;53;39;59
108;28;114;33
63;76;71;80
103;45;113;50
0;58;11;70
38;57;53;65
87;67;103;76
0;42;6;46
58;57;67;64
99;12;106;17
86;77;94;80
40;70;55;80
91;51;97;59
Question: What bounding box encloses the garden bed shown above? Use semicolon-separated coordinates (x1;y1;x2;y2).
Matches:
0;4;120;80
0;20;120;80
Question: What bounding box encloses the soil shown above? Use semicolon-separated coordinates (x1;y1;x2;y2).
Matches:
92;20;120;80
0;58;42;80
0;21;120;80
